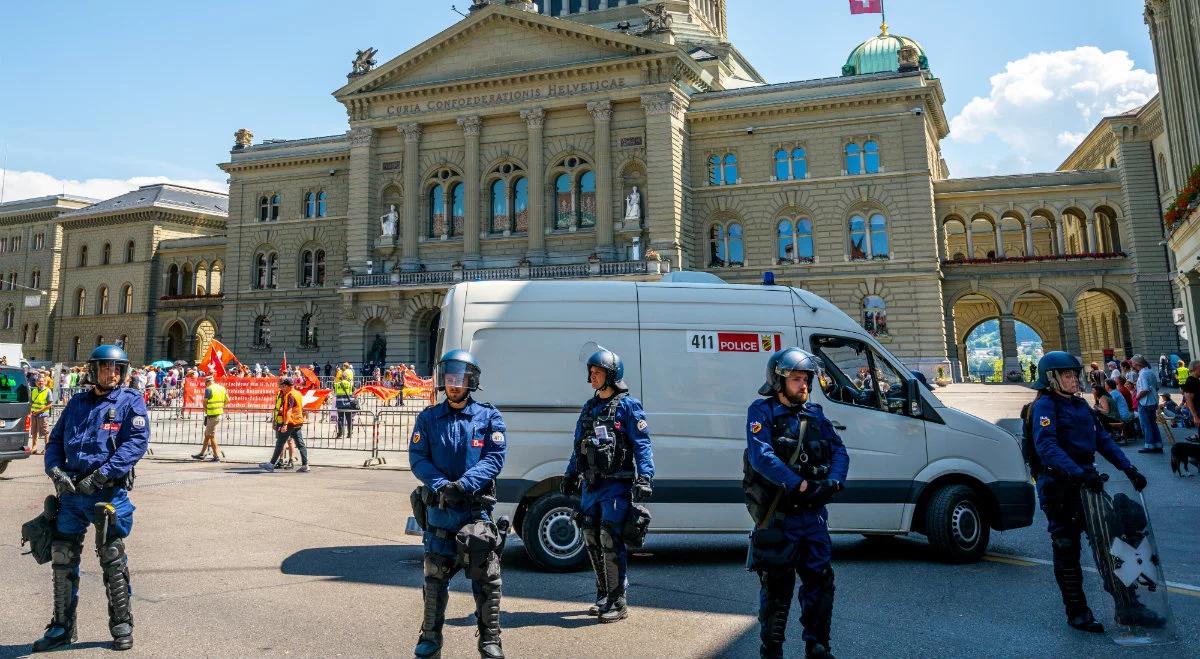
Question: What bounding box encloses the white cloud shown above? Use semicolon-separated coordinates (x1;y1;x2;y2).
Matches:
947;46;1157;175
0;169;226;204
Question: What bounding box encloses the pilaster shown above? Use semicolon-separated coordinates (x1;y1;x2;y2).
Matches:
400;123;422;271
641;91;688;268
347;127;377;271
588;100;615;259
521;108;546;263
458;115;483;267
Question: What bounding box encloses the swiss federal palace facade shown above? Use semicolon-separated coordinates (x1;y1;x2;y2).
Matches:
0;0;1190;379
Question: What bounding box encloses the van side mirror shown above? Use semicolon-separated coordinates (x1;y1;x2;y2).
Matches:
906;378;921;416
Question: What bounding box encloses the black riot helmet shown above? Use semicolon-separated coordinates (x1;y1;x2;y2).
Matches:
586;347;627;391
87;345;131;388
758;347;823;396
436;349;481;391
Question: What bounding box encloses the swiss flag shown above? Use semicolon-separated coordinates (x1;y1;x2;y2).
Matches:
298;367;322;391
201;339;237;377
299;388;331;410
849;0;883;14
280;351;288;376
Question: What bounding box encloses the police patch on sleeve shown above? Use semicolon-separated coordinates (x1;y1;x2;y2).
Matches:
491;431;505;445
411;431;421;444
1039;416;1051;427
749;421;763;434
636;419;648;432
132;416;146;429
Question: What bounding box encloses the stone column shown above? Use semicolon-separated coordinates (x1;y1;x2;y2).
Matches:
521;108;546;263
993;222;1004;258
1085;215;1098;253
999;313;1020;380
1024;221;1034;256
943;308;960;381
1054;216;1066;255
458;115;482;267
641;91;688;268
1060;311;1081;358
965;226;974;258
346;127;376;271
587;100;615;259
400;123;422;272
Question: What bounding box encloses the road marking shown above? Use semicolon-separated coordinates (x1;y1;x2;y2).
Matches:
986;553;1200;597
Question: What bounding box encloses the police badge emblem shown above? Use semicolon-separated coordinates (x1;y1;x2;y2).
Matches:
750;421;763;434
1039;416;1051;427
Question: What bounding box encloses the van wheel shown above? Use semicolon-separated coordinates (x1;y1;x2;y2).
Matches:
925;484;989;563
0;460;8;475
521;493;588;572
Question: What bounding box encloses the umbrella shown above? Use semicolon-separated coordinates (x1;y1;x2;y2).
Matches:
149;360;173;368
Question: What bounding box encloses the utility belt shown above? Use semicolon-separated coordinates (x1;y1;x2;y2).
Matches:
409;480;497;540
62;467;136;493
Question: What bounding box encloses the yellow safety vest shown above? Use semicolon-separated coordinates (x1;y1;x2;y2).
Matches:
1177;366;1189;385
205;383;228;417
30;387;52;415
334;378;353;396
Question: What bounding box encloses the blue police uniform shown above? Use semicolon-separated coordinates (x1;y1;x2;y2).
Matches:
564;392;654;616
745;398;848;657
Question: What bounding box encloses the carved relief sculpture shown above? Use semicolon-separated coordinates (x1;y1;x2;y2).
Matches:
625;186;642;221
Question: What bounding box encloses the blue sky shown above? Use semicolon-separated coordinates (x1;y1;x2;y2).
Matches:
0;0;1157;200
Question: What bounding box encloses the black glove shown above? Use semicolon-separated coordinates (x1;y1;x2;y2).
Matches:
1077;468;1105;493
805;479;843;506
632;476;653;502
49;467;76;497
75;470;110;496
439;480;468;505
560;474;582;497
1125;467;1148;492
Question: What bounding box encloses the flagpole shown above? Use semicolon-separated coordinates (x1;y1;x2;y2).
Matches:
881;0;888;34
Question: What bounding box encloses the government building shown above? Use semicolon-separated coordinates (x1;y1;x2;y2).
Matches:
0;0;1186;379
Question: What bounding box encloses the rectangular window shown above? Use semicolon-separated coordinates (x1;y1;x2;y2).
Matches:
811;334;911;417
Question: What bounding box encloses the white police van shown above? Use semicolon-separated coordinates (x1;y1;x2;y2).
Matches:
432;278;1033;570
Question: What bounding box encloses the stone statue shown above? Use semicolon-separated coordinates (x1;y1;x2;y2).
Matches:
350;47;379;77
367;333;387;366
233;128;253;150
640;5;673;34
380;204;399;236
897;44;920;73
624;186;642;221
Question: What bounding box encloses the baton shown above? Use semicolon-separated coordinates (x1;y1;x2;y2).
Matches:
94;502;115;546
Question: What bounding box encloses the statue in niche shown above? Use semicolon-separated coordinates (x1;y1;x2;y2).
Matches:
380;204;399;236
367;333;387;366
625;186;642;221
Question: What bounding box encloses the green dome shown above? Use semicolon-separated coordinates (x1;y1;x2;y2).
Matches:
842;30;929;76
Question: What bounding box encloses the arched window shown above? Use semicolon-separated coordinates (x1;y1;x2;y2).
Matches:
708;222;745;267
122;285;133;313
315;250;325;286
944;219;967;260
1000;217;1024;256
259;196;270;222
166;264;180;296
429;183;446;237
22;324;28;343
72;337;81;362
254;315;271;349
551;157;593;230
709;155;722;186
869;213;888;257
708;153;738;185
32;324;40;343
774;150;789;181
777;218;815;264
849;215;867;260
301;250;314;287
792;147;807;179
75;289;86;316
723;154;738;185
845;143;861;175
301;314;318;348
270;194;280;220
2;306;13;330
79;245;88;267
849;213;889;260
102;242;111;265
490;179;508;234
254;252;277;289
555;174;572;229
864;140;880;174
513;177;529;233
97;286;109;315
863;296;889;338
774;148;807;181
449;183;464;237
30;270;40;289
33;233;44;251
316;191;327;217
578;171;596;228
304;192;316;218
125;240;135;263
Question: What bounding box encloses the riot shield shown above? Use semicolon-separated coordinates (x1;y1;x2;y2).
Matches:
1079;477;1176;646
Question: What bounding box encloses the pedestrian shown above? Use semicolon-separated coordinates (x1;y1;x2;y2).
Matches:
29;373;53;455
1087;362;1105;389
1182;361;1200;434
333;369;356;439
743;348;847;659
1025;351;1154;634
1115;375;1137;414
560;347;654;624
409;350;507;659
259;378;309;472
1107;361;1120;382
1131;355;1163;453
1176;360;1189;390
1028;361;1037;383
1104;378;1134;427
192;374;226;462
35;345;148;651
323;361;332;378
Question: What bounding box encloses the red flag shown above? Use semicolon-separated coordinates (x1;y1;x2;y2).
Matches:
298;367;321;391
849;0;882;14
200;339;238;377
298;388;331;410
280;351;288;376
353;384;402;401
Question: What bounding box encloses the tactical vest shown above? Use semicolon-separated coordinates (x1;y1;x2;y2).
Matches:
742;406;833;523
577;393;634;483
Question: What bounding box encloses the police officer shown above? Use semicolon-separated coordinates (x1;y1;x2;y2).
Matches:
561;347;654;622
744;348;848;659
35;345;148;652
409;350;508;659
1028;351;1152;633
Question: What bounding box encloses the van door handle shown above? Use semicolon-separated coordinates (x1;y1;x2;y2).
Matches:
831;421;847;431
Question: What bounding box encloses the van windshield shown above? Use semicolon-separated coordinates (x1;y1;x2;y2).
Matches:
0;368;29;403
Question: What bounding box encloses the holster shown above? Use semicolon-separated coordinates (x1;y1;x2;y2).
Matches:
409;486;430;532
746;527;794;572
621;502;652;548
20;495;59;565
455;520;503;581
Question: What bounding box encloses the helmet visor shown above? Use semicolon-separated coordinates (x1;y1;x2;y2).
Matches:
436;359;477;390
442;372;467;389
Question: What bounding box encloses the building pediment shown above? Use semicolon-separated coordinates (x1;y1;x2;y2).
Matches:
334;4;690;102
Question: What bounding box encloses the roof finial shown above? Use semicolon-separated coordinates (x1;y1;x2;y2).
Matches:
880;21;888;36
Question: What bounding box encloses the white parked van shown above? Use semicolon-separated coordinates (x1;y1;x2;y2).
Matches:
434;278;1034;570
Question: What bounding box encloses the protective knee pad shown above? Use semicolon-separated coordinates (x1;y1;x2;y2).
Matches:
800;567;835;645
1050;533;1088;614
598;524;624;597
474;570;503;635
757;571;791;652
50;537;83;626
97;538;133;635
420;555;453;634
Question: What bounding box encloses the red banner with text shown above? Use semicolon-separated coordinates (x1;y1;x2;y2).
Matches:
183;377;280;412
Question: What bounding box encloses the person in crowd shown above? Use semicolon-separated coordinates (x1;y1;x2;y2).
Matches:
1132;355;1163;454
323;361;332;378
1092;384;1121;424
1181;361;1200;436
192;375;226;462
260;378;309;473
29;373;54;455
1115;375;1137;414
1088;362;1106;389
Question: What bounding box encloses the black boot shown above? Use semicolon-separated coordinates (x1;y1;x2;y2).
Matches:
806;640;836;659
597;527;628;623
98;536;134;651
757;573;789;659
415;558;450;659
1067;609;1105;633
583;541;607;615
32;537;82;653
475;571;504;659
1051;534;1102;632
800;567;836;659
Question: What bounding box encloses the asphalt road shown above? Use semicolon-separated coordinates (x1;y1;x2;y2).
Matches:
0;384;1196;658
